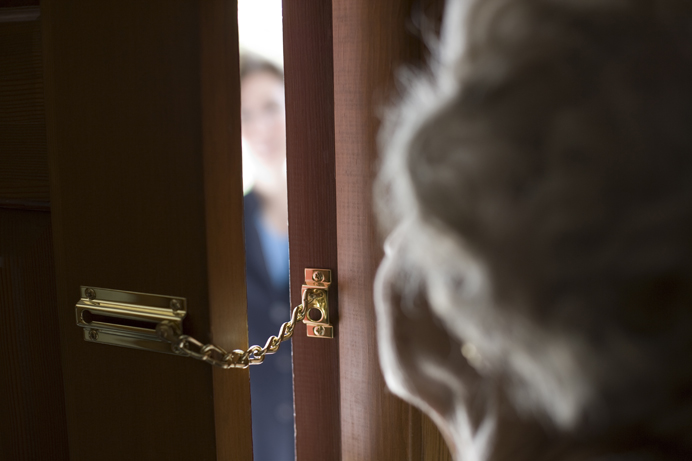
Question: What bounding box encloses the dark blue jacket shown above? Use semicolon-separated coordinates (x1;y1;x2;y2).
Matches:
244;191;294;461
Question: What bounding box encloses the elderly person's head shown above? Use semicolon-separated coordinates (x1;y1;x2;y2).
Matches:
375;0;692;459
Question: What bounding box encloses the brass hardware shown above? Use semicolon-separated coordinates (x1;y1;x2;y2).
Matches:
155;269;335;367
75;287;186;355
302;269;333;339
157;293;309;369
77;268;335;365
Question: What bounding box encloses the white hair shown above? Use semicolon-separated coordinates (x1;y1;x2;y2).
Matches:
377;0;692;448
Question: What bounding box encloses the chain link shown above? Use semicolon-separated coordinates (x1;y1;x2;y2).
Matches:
156;289;314;369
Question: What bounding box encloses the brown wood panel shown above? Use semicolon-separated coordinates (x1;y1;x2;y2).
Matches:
332;0;452;459
0;6;40;23
0;2;40;8
0;19;49;205
42;1;251;459
199;2;253;460
0;209;69;460
422;413;453;461
283;1;342;460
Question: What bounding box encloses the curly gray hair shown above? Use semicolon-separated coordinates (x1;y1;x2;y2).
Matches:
377;0;692;449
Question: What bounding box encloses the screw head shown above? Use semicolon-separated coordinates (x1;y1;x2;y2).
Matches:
312;271;324;283
88;329;99;341
85;288;96;300
314;325;325;337
170;299;182;312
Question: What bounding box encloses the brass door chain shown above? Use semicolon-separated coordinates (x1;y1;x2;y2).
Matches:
155;289;311;369
75;269;334;365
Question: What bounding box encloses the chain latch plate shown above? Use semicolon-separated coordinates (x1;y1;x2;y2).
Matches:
302;268;333;339
75;286;186;355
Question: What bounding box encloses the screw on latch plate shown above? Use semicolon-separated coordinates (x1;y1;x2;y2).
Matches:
302;269;333;339
85;288;96;300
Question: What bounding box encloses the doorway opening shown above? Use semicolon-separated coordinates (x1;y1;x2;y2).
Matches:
237;2;293;460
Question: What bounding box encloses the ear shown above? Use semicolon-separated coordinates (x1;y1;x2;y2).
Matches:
374;243;483;453
374;236;571;461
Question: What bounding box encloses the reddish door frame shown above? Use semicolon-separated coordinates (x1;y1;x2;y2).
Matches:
284;0;450;460
283;1;342;460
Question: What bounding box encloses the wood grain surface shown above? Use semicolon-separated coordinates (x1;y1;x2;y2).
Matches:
0;8;69;459
283;1;342;460
0;18;49;206
199;2;254;460
422;412;454;461
332;0;452;459
0;2;39;9
0;210;69;460
0;5;40;22
43;1;252;459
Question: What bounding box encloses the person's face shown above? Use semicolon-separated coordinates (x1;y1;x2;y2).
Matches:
240;71;286;172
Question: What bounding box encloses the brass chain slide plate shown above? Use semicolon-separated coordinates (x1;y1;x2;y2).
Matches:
75;269;334;365
75;286;186;355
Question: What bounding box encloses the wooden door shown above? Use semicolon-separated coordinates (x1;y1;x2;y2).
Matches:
284;0;453;460
0;5;69;459
2;0;452;459
43;1;252;459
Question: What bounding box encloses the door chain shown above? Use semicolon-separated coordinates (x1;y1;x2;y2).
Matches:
156;288;313;369
76;269;333;365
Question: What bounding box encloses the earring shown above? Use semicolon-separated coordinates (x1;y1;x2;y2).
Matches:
461;342;484;370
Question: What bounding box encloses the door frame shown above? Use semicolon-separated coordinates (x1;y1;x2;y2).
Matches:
285;0;451;459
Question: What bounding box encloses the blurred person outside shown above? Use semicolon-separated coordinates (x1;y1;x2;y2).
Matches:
240;53;293;461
